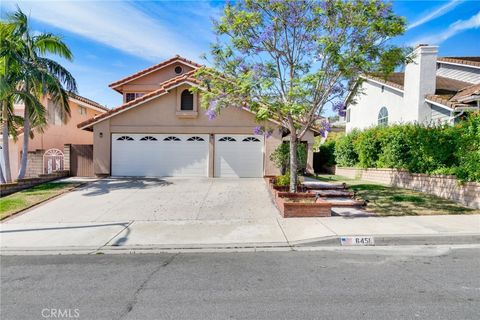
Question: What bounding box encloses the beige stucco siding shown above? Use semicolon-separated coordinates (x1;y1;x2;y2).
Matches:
117;63;196;100
92;88;299;177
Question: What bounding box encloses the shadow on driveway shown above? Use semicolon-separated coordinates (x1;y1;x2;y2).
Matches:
79;178;173;197
0;222;130;234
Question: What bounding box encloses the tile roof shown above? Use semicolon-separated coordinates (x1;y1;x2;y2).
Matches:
108;55;203;89
364;73;473;94
77;70;200;129
437;57;480;68
68;93;109;112
451;83;480;102
364;73;476;109
364;73;405;90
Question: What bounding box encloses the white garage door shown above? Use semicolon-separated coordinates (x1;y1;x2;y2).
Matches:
215;134;264;177
112;133;208;177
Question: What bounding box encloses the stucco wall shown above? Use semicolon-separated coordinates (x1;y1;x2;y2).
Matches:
118;63;196;101
346;81;404;132
92;89;312;177
335;167;480;209
27;100;99;152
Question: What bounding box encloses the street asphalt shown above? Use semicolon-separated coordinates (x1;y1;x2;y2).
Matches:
1;247;479;320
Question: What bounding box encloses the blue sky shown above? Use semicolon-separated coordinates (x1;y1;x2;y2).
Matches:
1;1;480;116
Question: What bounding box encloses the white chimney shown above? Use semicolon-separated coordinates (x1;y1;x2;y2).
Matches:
403;45;438;123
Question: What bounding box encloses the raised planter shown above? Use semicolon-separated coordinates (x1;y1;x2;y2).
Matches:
275;193;332;218
267;185;332;217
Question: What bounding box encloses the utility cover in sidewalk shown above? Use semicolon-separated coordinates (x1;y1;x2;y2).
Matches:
340;236;375;246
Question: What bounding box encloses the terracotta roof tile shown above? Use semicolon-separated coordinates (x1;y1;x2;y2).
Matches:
109;55;202;89
437;57;480;68
363;73;404;90
451;83;480;102
78;70;200;129
435;76;472;92
68;93;109;112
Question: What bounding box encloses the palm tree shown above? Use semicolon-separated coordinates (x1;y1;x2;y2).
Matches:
1;8;77;180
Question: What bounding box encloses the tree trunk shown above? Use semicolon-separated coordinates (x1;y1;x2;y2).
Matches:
289;127;298;193
2;104;13;182
17;106;30;179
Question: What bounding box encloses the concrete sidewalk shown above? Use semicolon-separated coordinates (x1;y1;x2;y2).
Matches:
1;215;479;254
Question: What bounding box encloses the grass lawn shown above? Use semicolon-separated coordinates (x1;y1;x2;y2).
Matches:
0;182;80;220
313;174;479;216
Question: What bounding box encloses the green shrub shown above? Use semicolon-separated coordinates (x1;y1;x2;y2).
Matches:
354;127;382;168
270;142;308;174
376;125;411;169
317;140;337;168
274;171;301;186
333;112;480;182
453;113;480;182
334;129;359;167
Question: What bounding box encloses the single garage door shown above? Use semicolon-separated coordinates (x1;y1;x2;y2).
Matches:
215;134;264;177
112;133;208;177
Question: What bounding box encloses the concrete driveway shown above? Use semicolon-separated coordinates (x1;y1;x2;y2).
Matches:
5;178;280;223
2;178;479;253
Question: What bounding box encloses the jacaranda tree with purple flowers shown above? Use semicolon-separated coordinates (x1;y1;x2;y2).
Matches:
194;0;408;192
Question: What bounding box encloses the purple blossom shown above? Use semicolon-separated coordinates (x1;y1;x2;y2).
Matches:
331;85;343;95
332;101;345;113
253;126;263;135
318;120;331;138
205;109;217;120
254;25;274;44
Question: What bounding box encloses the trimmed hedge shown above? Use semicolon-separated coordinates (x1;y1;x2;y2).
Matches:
333;113;480;182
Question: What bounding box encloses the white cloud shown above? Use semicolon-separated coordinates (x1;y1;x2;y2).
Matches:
4;0;218;62
410;11;480;45
407;0;463;30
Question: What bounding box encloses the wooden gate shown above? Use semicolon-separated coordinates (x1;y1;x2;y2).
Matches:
70;145;94;177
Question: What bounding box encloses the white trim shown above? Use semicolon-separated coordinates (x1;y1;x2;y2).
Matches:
425;99;454;111
110;59;200;89
360;75;404;94
438;60;480;70
69;97;108;113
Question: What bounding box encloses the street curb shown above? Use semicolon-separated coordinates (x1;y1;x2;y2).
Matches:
1;233;479;255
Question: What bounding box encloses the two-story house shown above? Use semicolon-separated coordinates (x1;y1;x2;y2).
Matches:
345;45;480;132
1;93;108;179
77;55;317;178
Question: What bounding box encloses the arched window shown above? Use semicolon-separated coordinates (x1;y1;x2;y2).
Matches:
164;136;181;141
117;136;134;141
187;136;205;141
140;136;157;141
243;137;260;142
219;137;236;142
180;89;194;111
378;107;388;126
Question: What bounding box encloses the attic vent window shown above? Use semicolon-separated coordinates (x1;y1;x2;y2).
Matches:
174;66;183;74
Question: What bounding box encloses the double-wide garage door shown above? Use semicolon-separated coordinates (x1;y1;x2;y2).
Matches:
111;134;263;177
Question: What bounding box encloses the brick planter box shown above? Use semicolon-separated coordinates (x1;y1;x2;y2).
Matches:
266;179;332;217
275;193;332;218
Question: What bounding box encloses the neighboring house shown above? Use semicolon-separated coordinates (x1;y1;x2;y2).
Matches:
345;45;480;132
0;93;108;178
77;55;317;178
